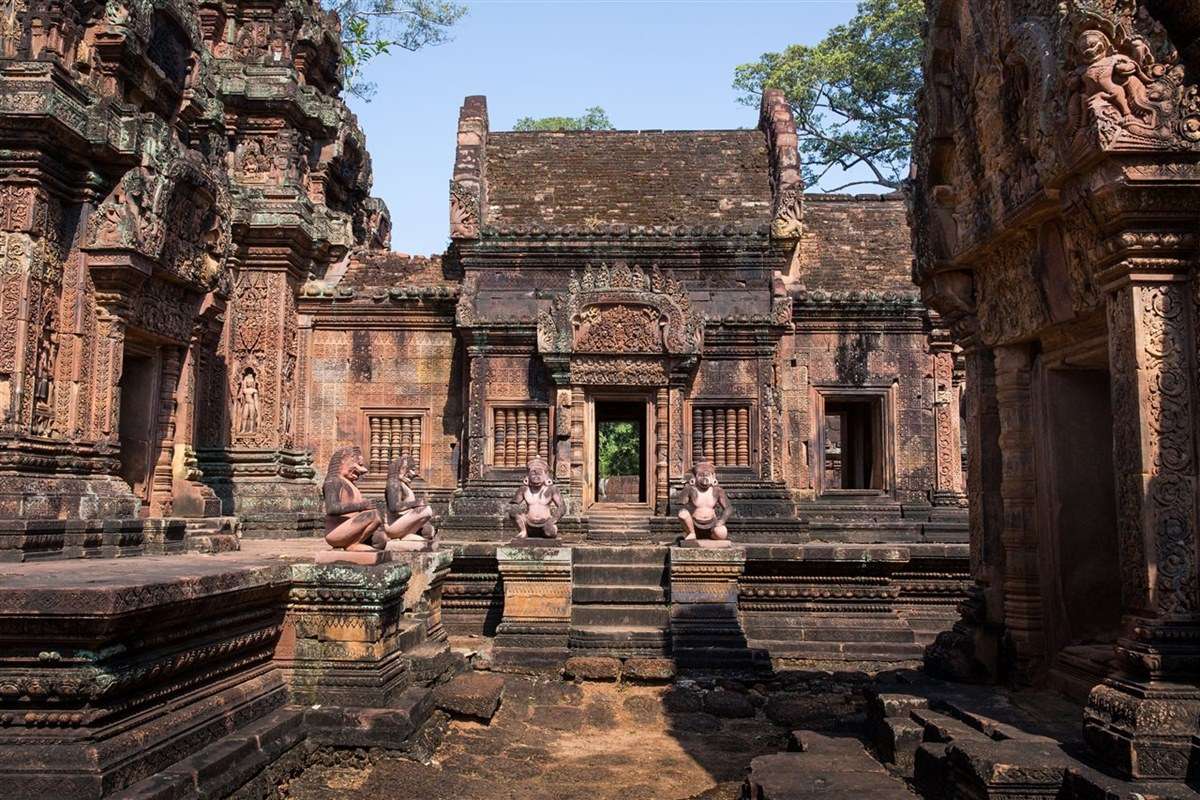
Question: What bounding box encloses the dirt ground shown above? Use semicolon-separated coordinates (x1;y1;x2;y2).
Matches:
283;675;860;800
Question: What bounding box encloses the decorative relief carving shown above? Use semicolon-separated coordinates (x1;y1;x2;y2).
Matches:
1061;1;1200;153
539;263;702;358
975;232;1049;345
569;357;667;386
30;309;57;436
771;186;803;239
573;303;664;354
449;182;479;239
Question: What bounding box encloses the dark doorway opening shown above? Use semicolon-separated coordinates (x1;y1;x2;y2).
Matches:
595;400;646;504
1036;364;1122;697
823;397;883;491
118;349;159;512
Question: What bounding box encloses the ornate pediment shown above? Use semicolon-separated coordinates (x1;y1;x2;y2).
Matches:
537;263;703;359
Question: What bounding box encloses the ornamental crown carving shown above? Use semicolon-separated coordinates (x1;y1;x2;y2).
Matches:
537;263;703;357
1059;0;1200;153
86;127;231;292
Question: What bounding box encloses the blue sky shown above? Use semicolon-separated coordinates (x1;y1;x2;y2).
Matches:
348;0;865;254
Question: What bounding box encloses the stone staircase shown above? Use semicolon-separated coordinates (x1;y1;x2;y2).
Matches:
569;545;671;658
585;505;656;542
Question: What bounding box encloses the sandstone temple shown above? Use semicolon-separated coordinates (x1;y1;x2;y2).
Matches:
0;0;1198;797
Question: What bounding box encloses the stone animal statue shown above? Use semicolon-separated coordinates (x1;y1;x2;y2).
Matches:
676;461;732;542
323;446;382;550
382;455;435;545
509;457;564;539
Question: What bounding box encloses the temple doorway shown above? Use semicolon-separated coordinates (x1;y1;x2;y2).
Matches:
117;345;160;513
590;398;648;506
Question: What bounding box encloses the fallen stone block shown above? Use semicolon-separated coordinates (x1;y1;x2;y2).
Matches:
622;657;675;681
1062;764;1200;800
434;672;505;721
947;738;1072;798
703;689;756;719
744;749;912;800
874;716;925;773
564;655;621;680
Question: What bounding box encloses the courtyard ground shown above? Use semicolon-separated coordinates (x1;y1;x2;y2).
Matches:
284;673;873;800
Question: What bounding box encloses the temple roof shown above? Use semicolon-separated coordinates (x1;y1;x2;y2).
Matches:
482;130;773;232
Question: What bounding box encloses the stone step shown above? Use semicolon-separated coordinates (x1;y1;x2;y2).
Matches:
572;584;667;604
573;546;669;566
571;604;670;628
742;622;917;644
745;734;913;799
583;530;665;544
747;639;925;660
587;525;654;535
573;564;666;587
568;625;671;657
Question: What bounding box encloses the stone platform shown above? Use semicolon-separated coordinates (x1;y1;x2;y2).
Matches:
0;539;462;800
440;538;970;671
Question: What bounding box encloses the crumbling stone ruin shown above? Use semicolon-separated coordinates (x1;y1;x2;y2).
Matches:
3;0;1196;796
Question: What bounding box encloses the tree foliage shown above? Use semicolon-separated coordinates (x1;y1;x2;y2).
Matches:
598;422;640;477
513;106;615;132
330;0;467;99
733;0;922;191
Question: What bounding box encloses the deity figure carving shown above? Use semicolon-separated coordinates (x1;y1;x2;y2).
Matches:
380;455;435;548
234;368;259;434
509;457;564;539
677;462;732;544
1072;29;1154;124
323;446;382;551
31;312;57;435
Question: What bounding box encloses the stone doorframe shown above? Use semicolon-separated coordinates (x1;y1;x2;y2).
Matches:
582;389;659;512
537;264;704;517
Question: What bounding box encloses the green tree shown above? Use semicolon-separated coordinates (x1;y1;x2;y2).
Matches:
331;0;467;99
513;106;615;132
598;422;640;477
733;0;922;191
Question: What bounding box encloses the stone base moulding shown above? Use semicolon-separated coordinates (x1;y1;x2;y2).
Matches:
492;545;573;672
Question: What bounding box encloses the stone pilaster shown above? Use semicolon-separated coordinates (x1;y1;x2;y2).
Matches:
148;345;181;517
668;545;755;669
1083;271;1200;780
492;545;572;671
931;337;967;507
203;260;319;537
926;341;1005;683
992;344;1045;684
655;386;669;513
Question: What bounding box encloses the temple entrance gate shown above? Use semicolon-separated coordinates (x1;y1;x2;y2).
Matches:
587;395;652;509
536;264;704;518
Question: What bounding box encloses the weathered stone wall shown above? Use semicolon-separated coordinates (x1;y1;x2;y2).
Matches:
306;327;460;489
300;253;460;500
795;195;915;294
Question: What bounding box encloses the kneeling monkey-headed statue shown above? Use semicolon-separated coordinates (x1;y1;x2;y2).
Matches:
677;461;732;542
382;454;435;546
509;458;564;539
323;445;382;551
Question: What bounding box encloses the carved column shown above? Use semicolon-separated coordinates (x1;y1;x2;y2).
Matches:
90;287;135;446
993;343;1045;683
570;386;585;510
148;345;182;517
464;350;486;480
1083;272;1200;780
931;339;967;506
655;386;668;514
